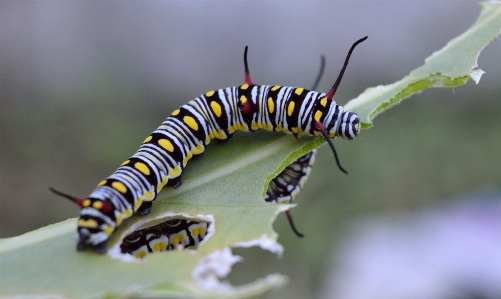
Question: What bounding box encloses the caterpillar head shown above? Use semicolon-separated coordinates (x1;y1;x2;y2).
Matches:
49;187;114;254
315;35;367;174
336;111;360;140
315;104;360;175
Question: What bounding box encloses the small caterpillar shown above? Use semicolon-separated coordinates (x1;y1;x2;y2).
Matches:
120;219;210;258
51;36;367;254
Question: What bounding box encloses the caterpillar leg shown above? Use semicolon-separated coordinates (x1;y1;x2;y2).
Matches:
76;239;107;254
76;240;85;251
167;177;182;189
137;201;153;216
94;242;107;254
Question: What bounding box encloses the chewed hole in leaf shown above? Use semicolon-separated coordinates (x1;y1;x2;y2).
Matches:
119;217;212;259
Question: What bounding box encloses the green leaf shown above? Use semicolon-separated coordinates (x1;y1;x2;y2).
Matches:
0;133;316;298
1;2;500;298
345;1;501;127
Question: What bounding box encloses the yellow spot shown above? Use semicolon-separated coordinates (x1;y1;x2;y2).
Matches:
104;225;114;235
157;176;168;190
171;235;185;245
134;197;143;211
251;123;258;130
153;243;161;251
184;116;198;131
78;218;97;228
275;124;283;131
267;97;274;113
135;250;147;259
158;139;174;152
83;199;91;207
210;101;222;117
134;162;150;175
240;95;247;104
241;83;249;90
116;213;123;226
97;180;107;186
124;209;132;217
271;85;281;91
171;109;180;116
206;135;211;144
287;101;295;116
216;131;225;139
329;131;336;138
169;166;181;178
205;90;215;97
143;136;152;143
191;226;207;236
314;110;322;121
295;88;304;95
191;144;204;155
314;131;321;136
144;190;154;200
92;201;103;209
112;181;127;194
320;97;328;107
265;123;273;131
279;198;289;204
291;127;299;134
159;241;167;250
238;123;248;131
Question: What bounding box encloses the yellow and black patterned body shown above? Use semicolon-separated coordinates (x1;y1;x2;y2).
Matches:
265;150;316;205
76;84;359;251
54;37;367;253
120;219;210;258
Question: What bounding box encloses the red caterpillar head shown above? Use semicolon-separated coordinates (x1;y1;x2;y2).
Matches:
49;187;114;254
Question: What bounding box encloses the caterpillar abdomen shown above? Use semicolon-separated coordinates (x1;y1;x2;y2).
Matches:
50;36;367;254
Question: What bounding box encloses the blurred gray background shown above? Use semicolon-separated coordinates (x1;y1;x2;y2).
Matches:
1;1;500;298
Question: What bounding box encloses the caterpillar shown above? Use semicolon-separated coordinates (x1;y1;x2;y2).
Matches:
50;36;367;254
120;219;210;258
119;62;322;259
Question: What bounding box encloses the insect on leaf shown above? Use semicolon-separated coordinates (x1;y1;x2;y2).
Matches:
1;2;501;298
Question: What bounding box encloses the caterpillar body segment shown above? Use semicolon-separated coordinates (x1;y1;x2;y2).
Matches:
120;219;210;259
50;37;367;253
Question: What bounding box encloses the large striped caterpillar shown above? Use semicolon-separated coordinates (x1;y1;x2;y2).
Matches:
51;36;366;254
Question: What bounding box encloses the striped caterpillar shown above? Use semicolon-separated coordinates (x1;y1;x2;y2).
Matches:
120;219;211;258
51;36;367;254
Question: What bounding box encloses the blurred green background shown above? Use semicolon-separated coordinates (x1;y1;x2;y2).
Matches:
1;1;500;298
